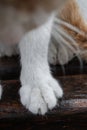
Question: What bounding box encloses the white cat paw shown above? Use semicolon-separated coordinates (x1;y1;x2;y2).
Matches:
19;77;63;115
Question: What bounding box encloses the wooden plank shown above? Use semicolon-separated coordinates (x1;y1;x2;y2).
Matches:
0;75;87;129
0;56;87;129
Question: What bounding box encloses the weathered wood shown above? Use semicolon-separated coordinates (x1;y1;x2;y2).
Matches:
0;56;87;130
0;75;87;129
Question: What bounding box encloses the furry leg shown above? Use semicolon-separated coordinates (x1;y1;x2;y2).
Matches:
0;85;2;99
0;43;18;100
19;15;63;115
48;39;74;65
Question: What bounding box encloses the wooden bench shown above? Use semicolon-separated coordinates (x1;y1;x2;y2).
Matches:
0;56;87;130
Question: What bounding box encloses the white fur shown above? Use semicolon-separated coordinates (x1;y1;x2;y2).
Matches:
0;43;18;57
76;0;87;22
48;40;75;65
0;85;2;99
19;14;63;115
48;41;58;65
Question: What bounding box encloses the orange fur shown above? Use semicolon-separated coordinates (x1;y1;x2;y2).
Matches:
59;0;87;50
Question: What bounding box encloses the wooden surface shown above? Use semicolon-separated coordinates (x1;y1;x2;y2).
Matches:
0;56;87;130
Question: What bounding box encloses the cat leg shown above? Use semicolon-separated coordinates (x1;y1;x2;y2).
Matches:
48;39;74;65
19;15;63;115
0;85;2;99
0;43;18;100
48;41;58;65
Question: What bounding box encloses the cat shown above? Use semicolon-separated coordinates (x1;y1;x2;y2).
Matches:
49;0;87;65
0;0;86;115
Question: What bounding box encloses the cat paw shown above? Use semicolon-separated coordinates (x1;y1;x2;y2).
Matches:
19;77;63;115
